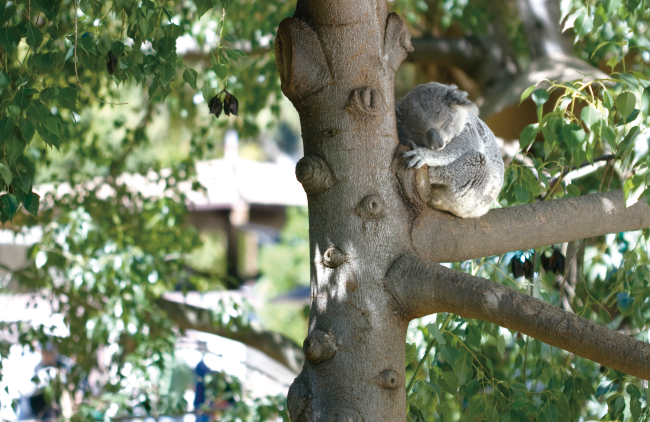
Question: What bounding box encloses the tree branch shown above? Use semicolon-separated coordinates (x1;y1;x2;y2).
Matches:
386;254;650;380
407;37;483;68
413;190;650;263
155;297;304;374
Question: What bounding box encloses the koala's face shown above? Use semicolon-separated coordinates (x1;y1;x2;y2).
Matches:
396;83;478;150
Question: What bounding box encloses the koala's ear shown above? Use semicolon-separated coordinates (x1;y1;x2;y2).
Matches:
446;87;479;116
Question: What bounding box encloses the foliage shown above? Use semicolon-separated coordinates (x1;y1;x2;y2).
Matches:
404;1;650;421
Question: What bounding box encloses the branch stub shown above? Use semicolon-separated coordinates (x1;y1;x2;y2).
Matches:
303;330;338;363
323;246;347;268
355;194;386;220
296;154;336;195
375;369;400;390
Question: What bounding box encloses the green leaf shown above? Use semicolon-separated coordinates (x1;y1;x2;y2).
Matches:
26;23;43;50
212;63;229;80
157;36;177;59
520;85;537;104
193;0;213;18
0;194;19;222
531;89;549;107
32;0;62;19
58;87;78;111
0;26;21;53
573;8;593;37
0;3;16;25
18;119;35;142
439;346;461;366
560;124;586;148
43;117;60;138
604;0;621;16
27;102;49;123
201;83;216;103
641;87;650;116
519;124;539;150
616;72;640;88
157;62;176;87
13;174;31;193
111;41;125;57
616;92;636;118
163;24;182;39
603;125;617;150
182;68;198;91
497;336;506;356
627;0;641;10
427;323;446;345
514;185;530;204
0;69;10;91
0;118;16;142
0;160;12;186
24;191;39;216
567;184;580;197
580;105;603;128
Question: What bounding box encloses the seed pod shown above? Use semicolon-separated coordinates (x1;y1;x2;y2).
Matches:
523;258;534;280
209;95;222;118
223;91;239;116
551;249;565;274
541;253;551;273
107;52;118;75
510;256;524;279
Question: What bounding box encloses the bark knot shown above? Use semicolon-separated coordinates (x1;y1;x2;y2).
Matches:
322;246;347;268
347;86;386;116
303;330;338;363
375;369;401;390
288;371;312;422
296;154;336;195
355;194;386;220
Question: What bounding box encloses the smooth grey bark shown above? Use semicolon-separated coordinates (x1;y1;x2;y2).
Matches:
155;298;304;374
275;1;650;421
413;190;650;263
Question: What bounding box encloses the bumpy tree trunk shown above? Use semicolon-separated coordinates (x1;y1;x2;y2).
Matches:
275;1;650;421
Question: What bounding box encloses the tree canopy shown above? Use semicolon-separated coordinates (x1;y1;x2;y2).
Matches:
1;0;650;420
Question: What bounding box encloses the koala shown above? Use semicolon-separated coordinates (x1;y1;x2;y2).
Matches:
395;83;504;218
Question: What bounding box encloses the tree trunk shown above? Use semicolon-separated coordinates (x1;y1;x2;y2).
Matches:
275;2;650;421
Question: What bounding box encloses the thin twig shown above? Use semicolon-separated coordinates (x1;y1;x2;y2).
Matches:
74;0;127;106
547;154;616;194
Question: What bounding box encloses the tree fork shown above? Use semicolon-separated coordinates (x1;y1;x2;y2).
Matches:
276;1;650;420
385;254;650;380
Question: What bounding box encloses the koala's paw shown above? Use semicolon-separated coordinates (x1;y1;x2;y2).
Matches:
402;147;430;169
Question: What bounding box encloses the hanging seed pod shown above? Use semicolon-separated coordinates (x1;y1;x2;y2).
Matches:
510;256;524;279
551;249;566;274
223;91;239;116
541;253;551;273
107;52;118;75
209;95;223;118
523;258;534;280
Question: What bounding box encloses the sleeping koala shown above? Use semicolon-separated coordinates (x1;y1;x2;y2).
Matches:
396;83;504;218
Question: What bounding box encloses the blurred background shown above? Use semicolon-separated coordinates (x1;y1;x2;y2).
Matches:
1;0;650;420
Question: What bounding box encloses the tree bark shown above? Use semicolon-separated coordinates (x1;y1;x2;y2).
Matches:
275;2;650;421
155;298;304;374
413;190;650;263
385;254;650;379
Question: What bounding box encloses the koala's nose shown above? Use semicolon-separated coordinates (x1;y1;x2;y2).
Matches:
426;129;444;150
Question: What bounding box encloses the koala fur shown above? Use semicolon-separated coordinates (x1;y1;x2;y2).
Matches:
395;83;504;218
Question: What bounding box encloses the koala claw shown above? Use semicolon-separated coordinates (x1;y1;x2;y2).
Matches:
402;149;426;169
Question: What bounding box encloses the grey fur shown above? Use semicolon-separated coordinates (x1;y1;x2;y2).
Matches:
396;83;504;218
